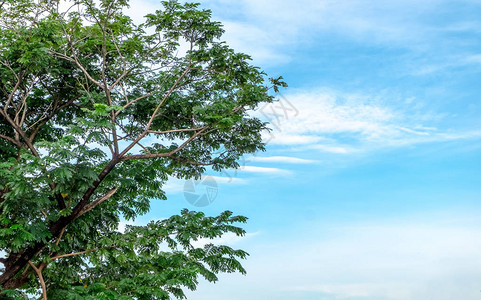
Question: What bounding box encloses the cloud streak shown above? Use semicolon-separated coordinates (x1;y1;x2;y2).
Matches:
258;89;480;154
236;166;292;176
248;156;315;164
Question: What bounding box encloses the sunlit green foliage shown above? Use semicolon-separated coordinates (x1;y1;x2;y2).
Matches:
0;0;285;298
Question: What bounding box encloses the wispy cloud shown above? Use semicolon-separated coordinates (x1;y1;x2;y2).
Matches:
248;156;315;164
196;0;481;67
259;89;480;154
310;144;352;154
264;134;324;146
219;21;291;66
236;166;292;176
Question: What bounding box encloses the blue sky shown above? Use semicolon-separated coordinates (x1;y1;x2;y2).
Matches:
126;0;481;299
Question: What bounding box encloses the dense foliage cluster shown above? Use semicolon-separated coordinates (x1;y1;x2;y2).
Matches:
0;0;285;298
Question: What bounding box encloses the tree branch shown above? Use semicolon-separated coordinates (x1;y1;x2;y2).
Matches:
50;249;95;260
0;134;21;147
50;245;119;261
55;227;66;247
49;50;104;89
78;187;118;217
169;155;213;166
27;261;47;300
118;66;192;158
147;127;205;135
120;126;209;161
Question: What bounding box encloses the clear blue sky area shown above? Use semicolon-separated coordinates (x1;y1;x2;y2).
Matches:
127;1;481;299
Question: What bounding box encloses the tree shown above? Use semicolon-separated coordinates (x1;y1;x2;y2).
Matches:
0;0;286;298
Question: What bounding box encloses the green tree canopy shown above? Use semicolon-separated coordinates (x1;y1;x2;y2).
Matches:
0;0;286;298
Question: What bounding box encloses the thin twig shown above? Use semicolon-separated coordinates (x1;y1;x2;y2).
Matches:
121;126;209;161
118;66;192;158
147;127;204;135
55;227;66;247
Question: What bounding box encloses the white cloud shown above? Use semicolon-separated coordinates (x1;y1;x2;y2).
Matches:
236;166;292;176
117;220;137;233
311;144;351;154
263;134;325;146
257;89;480;153
261;90;397;138
219;21;292;65
410;53;481;76
197;0;480;65
208;175;248;184
162;177;185;194
126;0;160;24
248;156;315;164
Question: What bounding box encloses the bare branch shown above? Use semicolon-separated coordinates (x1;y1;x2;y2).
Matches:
27;261;47;300
2;70;23;112
121;126;209;161
50;245;119;261
147;127;205;135
120;151;170;161
0;134;21;147
108;30;130;91
78;187;119;217
0;109;40;157
50;248;94;260
49;50;104;89
55;227;66;247
50;249;96;260
99;127;115;156
28;94;81;141
119;66;192;158
115;92;152;116
168;126;209;155
0;60;19;81
138;142;151;154
169;155;213;166
26;101;53;131
15;79;37;128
